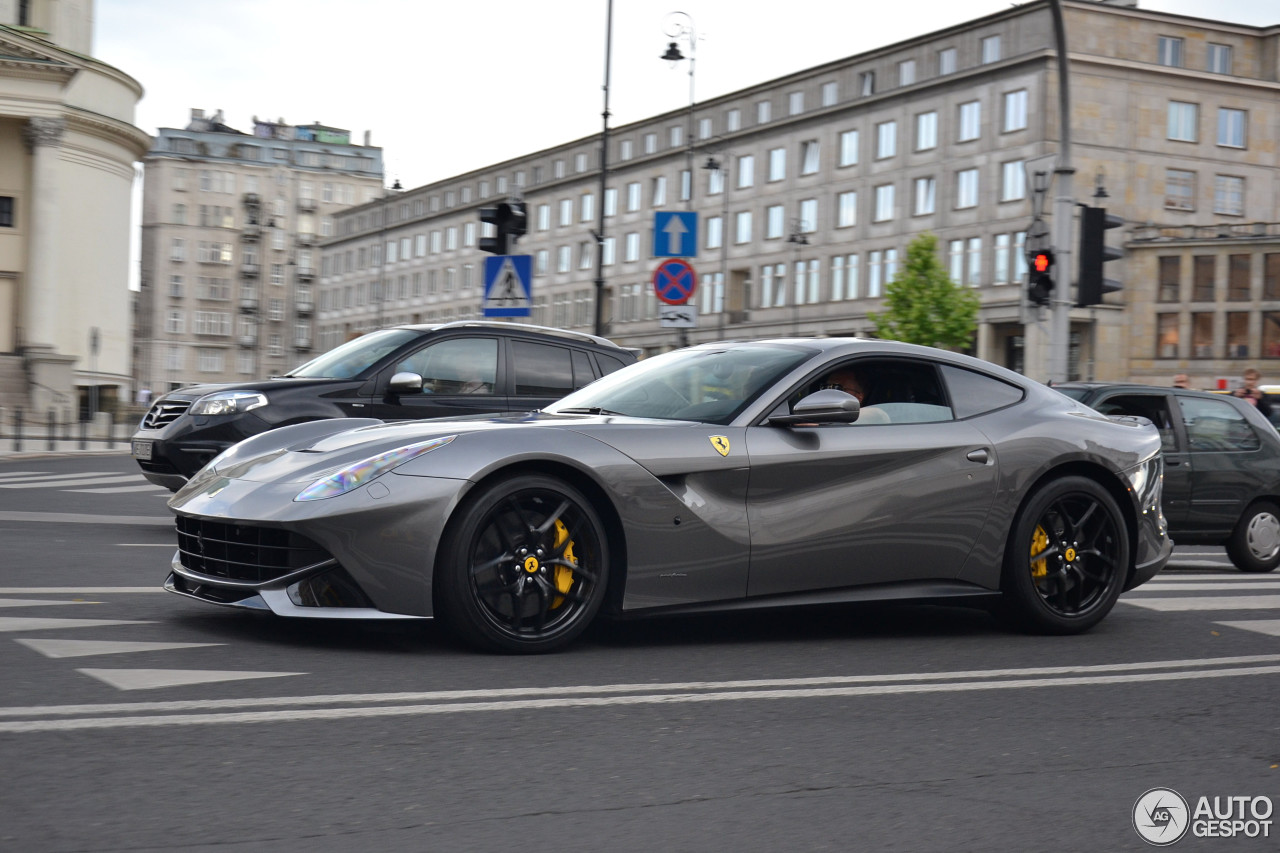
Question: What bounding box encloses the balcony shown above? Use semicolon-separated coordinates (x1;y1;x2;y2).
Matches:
242;192;261;206
294;340;313;353
238;335;258;348
241;223;260;241
240;263;260;278
296;232;316;246
295;300;315;316
239;297;259;313
297;197;317;213
295;266;315;281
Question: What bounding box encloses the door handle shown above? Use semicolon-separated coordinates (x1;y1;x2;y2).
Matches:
966;448;989;464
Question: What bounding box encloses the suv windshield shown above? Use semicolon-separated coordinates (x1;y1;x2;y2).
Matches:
546;344;811;424
285;329;422;379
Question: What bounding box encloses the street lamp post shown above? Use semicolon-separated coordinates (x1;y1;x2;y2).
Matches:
661;11;697;211
703;153;729;340
375;178;403;331
593;0;614;338
787;219;809;336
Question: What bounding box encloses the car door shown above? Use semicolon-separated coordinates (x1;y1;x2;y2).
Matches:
369;335;509;421
1086;390;1191;528
506;340;597;413
743;359;1000;596
1175;393;1269;535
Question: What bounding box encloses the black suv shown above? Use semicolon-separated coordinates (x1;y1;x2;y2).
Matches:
132;322;636;490
1055;382;1280;572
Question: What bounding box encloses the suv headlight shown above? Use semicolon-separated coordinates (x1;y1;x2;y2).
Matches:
189;391;268;416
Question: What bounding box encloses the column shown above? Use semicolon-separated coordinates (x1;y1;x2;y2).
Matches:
22;117;66;352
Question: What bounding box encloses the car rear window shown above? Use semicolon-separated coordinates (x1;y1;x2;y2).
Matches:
512;341;575;397
940;365;1025;418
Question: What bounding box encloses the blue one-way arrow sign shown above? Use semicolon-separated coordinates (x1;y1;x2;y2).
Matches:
653;211;698;258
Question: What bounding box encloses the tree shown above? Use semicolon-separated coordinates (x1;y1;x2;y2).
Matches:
869;232;979;352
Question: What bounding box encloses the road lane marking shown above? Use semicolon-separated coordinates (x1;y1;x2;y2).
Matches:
0;618;151;633
0;599;101;609
15;639;223;659
79;669;302;691
65;485;168;494
1214;620;1280;637
1;663;1278;733
1121;595;1280;611
0;471;111;482
0;512;170;526
0;475;146;489
0;588;164;594
0;471;48;480
1137;582;1280;592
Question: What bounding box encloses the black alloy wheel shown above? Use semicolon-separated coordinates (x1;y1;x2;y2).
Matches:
1002;476;1129;634
437;474;609;653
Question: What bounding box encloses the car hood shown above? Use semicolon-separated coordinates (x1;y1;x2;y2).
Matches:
156;376;357;403
172;411;666;494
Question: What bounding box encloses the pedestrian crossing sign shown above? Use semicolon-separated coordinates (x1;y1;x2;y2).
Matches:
483;255;533;317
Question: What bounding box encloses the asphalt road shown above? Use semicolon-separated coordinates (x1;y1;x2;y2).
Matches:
1;454;1278;852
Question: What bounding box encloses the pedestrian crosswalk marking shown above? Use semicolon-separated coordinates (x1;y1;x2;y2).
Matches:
0;617;151;633
78;669;303;691
16;639;223;659
66;485;169;494
1214;620;1280;638
1140;582;1280;592
1121;595;1280;612
0;598;100;609
0;474;147;489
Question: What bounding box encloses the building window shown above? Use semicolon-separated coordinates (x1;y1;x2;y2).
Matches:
1001;161;1025;201
980;35;1001;64
1226;312;1249;358
1207;43;1232;74
874;184;895;222
1266;254;1280;300
994;234;1011;284
839;130;859;167
768;147;786;182
619;139;633;161
766;204;785;239
898;59;916;86
1157;36;1184;67
800;140;820;175
949;240;965;283
913;177;936;216
1217;108;1246;148
536;204;551;231
1157;314;1180;358
956;169;979;209
706;216;723;249
1165;169;1196;211
1003;90;1028;132
558;245;572;272
821;81;838;107
1158;256;1181;302
837;191;857;228
831;253;859;300
737;155;755;189
651;176;667;207
1266;313;1280;358
1167;101;1198;142
708;169;724;195
644;133;657;154
1228;254;1251;301
876;121;896;159
967;238;982;286
859;71;875;96
757;100;771;124
788;91;804;115
559;198;574;226
669;125;683;148
699;117;713;140
580;193;594;222
798;199;817;233
575;153;588;172
726;108;741;132
759;263;786;309
1193;256;1216;301
1192;313;1214;358
735;211;752;244
868;251;884;298
604;188;617;216
1214;175;1245;216
626;182;641;211
938;47;957;75
958;101;981;141
915;111;937;150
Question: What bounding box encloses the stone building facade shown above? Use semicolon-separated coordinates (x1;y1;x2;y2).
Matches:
0;0;149;416
136;112;384;394
315;0;1280;385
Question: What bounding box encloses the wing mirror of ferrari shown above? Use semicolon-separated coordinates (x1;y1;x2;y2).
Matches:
769;390;861;426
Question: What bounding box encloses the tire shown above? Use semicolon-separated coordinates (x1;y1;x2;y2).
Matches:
1001;476;1129;634
1225;501;1280;573
435;473;609;653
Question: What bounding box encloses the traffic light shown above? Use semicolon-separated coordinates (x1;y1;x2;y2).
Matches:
1027;248;1054;306
479;202;527;255
1077;205;1123;307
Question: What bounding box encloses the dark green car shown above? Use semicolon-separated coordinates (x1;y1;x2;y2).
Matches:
1056;383;1280;572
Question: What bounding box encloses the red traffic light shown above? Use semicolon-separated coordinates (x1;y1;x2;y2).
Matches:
1033;251;1053;273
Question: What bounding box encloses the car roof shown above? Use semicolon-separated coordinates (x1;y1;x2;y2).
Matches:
389;320;630;352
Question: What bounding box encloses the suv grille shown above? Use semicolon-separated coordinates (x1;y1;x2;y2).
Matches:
142;400;192;429
175;516;332;583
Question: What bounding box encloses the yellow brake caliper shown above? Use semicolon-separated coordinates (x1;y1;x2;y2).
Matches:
1030;525;1049;579
551;519;577;608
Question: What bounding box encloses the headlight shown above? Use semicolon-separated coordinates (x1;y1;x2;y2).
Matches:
189;391;268;416
294;435;456;502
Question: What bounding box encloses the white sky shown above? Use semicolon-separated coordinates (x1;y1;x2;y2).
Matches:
93;0;1275;190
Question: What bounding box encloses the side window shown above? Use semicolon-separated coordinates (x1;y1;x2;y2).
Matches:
939;365;1022;419
571;350;595;390
810;358;954;424
1092;393;1177;452
1177;395;1261;452
512;341;575;397
596;352;629;376
397;337;498;395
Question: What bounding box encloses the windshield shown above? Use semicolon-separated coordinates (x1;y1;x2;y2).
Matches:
546;343;812;424
1054;387;1090;402
285;329;422;379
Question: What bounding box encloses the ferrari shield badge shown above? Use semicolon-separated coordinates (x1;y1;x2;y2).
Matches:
709;435;730;457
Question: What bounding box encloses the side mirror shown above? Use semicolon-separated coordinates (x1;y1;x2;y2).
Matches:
388;371;424;395
769;389;861;426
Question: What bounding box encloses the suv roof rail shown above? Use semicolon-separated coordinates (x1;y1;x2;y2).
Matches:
427;320;624;350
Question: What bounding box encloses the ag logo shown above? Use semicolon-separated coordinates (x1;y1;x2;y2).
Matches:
709;435;730;457
1133;787;1189;845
